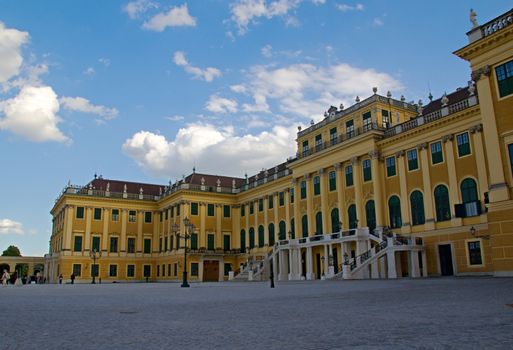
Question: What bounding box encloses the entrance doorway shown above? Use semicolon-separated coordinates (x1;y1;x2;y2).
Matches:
315;253;321;279
301;252;306;278
333;248;339;274
438;244;454;276
203;260;219;282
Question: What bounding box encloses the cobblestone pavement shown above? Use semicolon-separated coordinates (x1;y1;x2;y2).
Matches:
1;277;513;349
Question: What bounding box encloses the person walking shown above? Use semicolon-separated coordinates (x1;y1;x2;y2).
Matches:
14;272;23;287
59;274;63;284
2;270;10;286
70;273;75;284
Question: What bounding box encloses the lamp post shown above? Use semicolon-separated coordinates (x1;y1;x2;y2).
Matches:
89;248;101;284
175;217;194;288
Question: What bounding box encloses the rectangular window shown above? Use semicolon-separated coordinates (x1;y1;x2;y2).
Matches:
164;237;168;251
250;204;254;215
329;127;337;145
345;165;353;186
191;202;199;215
109;237;118;253
109;264;117;277
143;238;151;254
407;149;419;170
76;207;84;219
73;236;82;252
268;196;273;209
159;238;162;252
382;110;390;128
224;263;232;276
362;159;372;181
300;181;307;199
313;176;321;195
127;264;135;277
111;209;119;221
127;238;135;253
207;204;214;216
346;120;354;138
386;156;396;177
174;263;177;277
468;241;483;265
431;141;443;164
176;204;180;216
191;263;199;276
290;188;295;203
223;205;230;217
240;205;245;217
72;264;81;277
143;211;151;223
302;140;309;157
160;211;163;222
207;234;215;250
259;198;263;212
495;60;513;98
92;236;100;252
143;265;151;278
456;132;471;157
279;192;285;206
329;171;336;191
171;207;174;218
167;264;171;277
129;210;136;222
362;111;372;131
190;233;198;250
165;209;169;220
224;234;230;251
315;134;323;151
94;208;102;221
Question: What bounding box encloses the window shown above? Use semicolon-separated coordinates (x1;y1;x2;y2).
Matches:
167;264;171;277
109;265;117;277
111;209;119;221
127;238;135;253
456;178;481;217
250;203;254;215
94;208;102;221
191;263;199;276
301;215;308;238
240;230;246;253
224;263;232;276
279;221;286;240
315;134;323;151
223;234;230;251
362;159;372;181
268;196;273;209
468;241;483;265
191;203;198;215
165;210;169;220
313;176;321;195
315;212;323;235
346;119;354;138
279;192;285;206
73;236;82;252
434;185;451;222
410;190;425;225
176;204;180;216
290;219;295;238
386;156;396;177
144;211;152;223
382;110;390;128
76;207;84;219
162;264;165;277
388;196;402;229
143;265;151;278
407;149;419;171
159;238;162;252
109;237;118;253
329;171;336;191
348;204;357;229
143;238;151;254
160;212;163;222
431;141;443;164
258;225;265;247
171;207;174;218
495;60;513;97
240;205;245;217
259;198;264;212
366;200;376;233
127;265;135;277
331;208;340;232
362;111;372;131
268;223;275;246
173;263;177;277
129;210;136;222
456;132;471;157
207;204;215;216
190;233;198;250
223;205;230;217
208;234;215;250
290;188;294;203
92;236;100;252
329;127;337;145
164;237;168;251
302;140;309;157
300;181;307;199
345;165;353;186
72;264;81;277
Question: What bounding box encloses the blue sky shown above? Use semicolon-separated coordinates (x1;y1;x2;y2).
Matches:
0;0;509;256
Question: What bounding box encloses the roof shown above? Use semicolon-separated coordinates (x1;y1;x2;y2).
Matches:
246;161;289;184
87;178;164;196
182;172;245;188
422;86;476;115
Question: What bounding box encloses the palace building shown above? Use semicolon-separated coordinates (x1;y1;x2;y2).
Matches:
46;8;513;283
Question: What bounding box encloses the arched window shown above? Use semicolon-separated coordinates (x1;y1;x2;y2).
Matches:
268;223;275;246
315;212;323;235
434;185;450;221
249;228;255;249
388;196;402;229
410;190;425;225
348;204;357;229
331;208;340;233
258;225;265;247
240;229;246;253
365;200;376;232
290;219;295;239
461;178;478;203
279;221;286;240
301;215;308;237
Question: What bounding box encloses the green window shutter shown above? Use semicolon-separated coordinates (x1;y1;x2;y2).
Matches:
207;234;215;250
259;199;263;211
73;236;82;252
76;207;84;219
300;181;307;199
191;233;198;250
363;159;372;181
457;133;471;157
92;236;100;252
144;239;151;254
345;166;353;186
313;176;320;195
224;205;230;217
207;204;214;216
191;203;198;215
94;208;102;220
386;157;396;177
279;192;285;206
268;196;273;209
329;171;336;191
223;234;230;251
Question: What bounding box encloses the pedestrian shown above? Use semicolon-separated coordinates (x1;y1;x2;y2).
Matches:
14;272;23;287
59;274;63;284
70;273;75;284
1;270;9;286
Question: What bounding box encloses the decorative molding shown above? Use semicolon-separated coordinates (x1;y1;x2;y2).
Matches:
319;168;324;175
470;124;483;134
335;162;341;171
442;134;454;143
395;150;405;158
368;150;380;159
471;65;491;82
351;156;359;165
417;142;428;150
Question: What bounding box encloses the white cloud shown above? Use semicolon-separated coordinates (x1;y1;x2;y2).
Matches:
122;123;297;178
60;96;119;120
83;67;96;76
206;95;238;114
0;21;29;84
230;0;301;34
373;18;384;27
335;3;364;12
165;115;185;122
0;219;24;235
0;85;70;143
123;0;158;19
173;51;222;82
98;57;111;67
230;84;247;93
1;63;48;93
143;4;197;31
311;0;325;4
261;44;273;58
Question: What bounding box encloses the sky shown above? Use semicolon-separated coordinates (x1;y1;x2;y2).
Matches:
0;0;510;256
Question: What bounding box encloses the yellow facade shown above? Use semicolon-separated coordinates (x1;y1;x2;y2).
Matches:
47;9;513;282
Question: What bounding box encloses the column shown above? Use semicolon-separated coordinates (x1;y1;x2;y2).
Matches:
263;196;269;246
101;208;109;252
352;157;364;228
335;163;346;230
422;251;428;277
216;204;222;250
369;151;385;228
305;174;315;235
306;246;313;280
396;151;411;233
443;135;463;227
253;201;258;249
410;250;420;278
328;244;334;277
232;205;241;250
245;203;250;250
418;143;435;230
152;211;160;253
273;192;279;243
136;210;143;253
320;169;329;234
470;124;490;220
84;207;92;251
278;250;287;281
63;205;74;251
200;203;206;249
386;238;397;278
120;209;127;253
293;180;300;238
285;189;291;234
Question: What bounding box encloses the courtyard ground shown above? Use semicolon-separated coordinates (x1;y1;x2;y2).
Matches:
1;277;513;349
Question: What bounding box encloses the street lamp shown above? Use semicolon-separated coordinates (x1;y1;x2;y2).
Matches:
175;217;194;288
89;248;101;284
